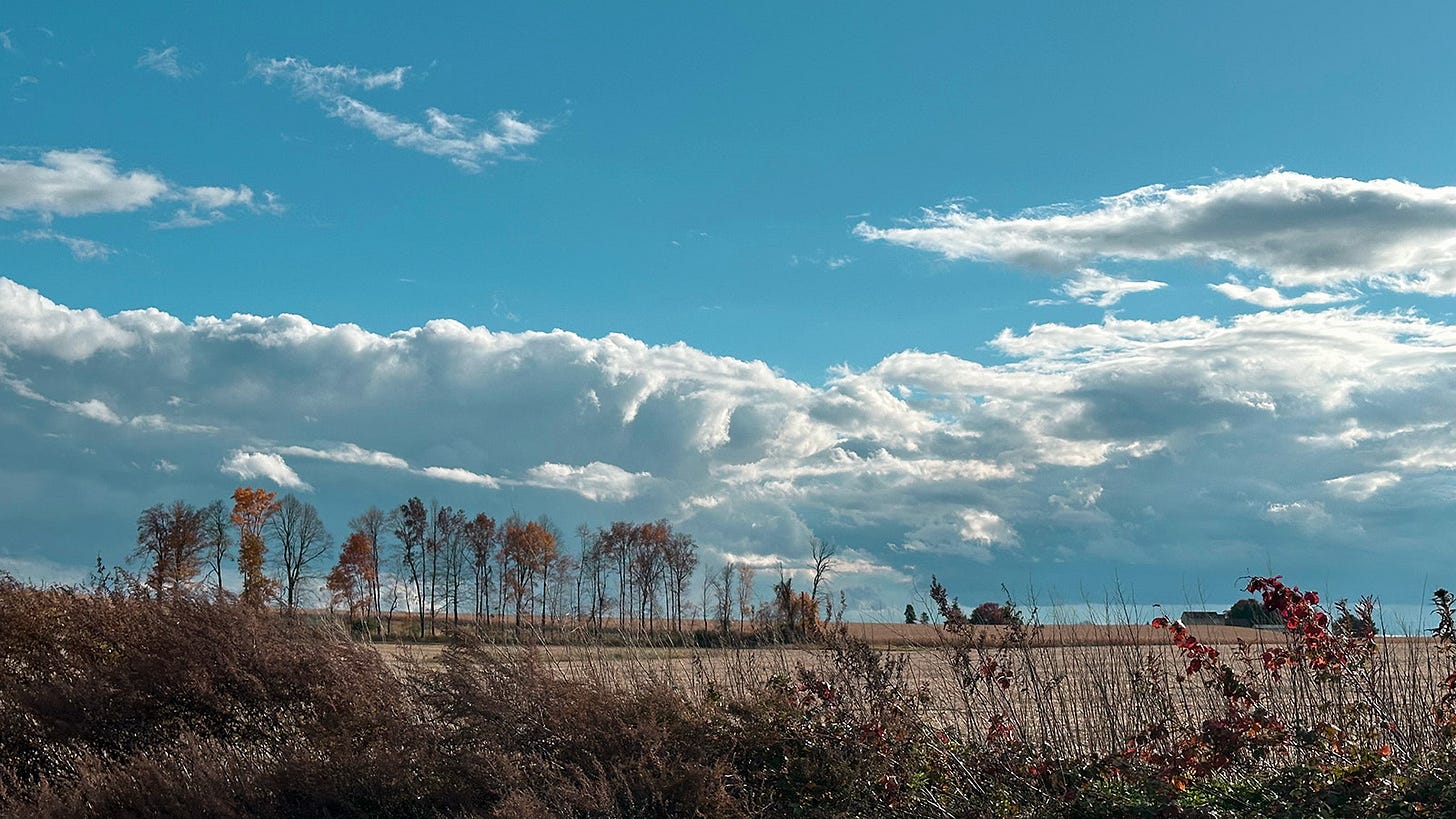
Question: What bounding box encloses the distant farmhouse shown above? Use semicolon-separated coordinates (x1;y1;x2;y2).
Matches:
1180;611;1225;627
1181;599;1284;630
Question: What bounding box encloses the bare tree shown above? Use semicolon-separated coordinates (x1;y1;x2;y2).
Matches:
270;494;333;613
575;524;594;623
133;500;206;599
808;535;837;610
464;513;498;627
392;498;428;637
714;563;735;634
702;572;718;633
663;529;698;632
425;503;466;635
631;521;668;633
548;550;577;623
736;562;756;629
199;499;233;601
379;539;409;637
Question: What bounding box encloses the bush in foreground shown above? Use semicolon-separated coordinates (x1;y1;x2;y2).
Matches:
5;572;1456;817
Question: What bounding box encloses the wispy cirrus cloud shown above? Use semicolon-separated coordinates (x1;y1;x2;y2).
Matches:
153;185;283;229
273;443;410;470
250;56;545;171
857;170;1456;296
19;229;113;260
136;45;196;79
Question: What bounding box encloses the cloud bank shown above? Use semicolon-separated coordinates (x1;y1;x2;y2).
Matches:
8;278;1456;605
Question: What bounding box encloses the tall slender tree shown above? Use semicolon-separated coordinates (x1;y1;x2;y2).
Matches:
199;499;233;601
464;513;497;627
663;528;698;632
231;487;281;608
502;516;556;627
632;520;669;632
434;505;467;629
348;506;387;637
392;497;429;637
808;535;837;612
535;515;563;625
736;563;757;628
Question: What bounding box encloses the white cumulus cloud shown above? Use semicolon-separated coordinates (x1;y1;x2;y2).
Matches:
220;450;313;491
0;150;168;217
525;461;653;502
1058;268;1166;307
0;150;278;226
417;466;501;489
1210;281;1357;308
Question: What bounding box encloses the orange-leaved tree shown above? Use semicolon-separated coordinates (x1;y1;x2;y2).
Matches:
231;486;281;608
326;531;377;624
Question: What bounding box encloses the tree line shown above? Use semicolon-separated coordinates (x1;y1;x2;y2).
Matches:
130;487;840;640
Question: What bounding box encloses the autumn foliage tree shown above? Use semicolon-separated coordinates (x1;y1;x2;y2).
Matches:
348;506;387;637
502;516;557;627
770;572;821;639
582;520;699;633
127;490;705;640
969;601;1018;626
327;531;377;624
231;487;281;608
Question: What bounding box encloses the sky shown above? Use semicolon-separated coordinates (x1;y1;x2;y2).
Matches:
4;3;1456;621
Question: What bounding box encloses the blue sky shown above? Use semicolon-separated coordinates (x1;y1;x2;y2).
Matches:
5;4;1456;619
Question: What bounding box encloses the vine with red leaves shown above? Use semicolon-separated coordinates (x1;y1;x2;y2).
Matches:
1132;575;1403;784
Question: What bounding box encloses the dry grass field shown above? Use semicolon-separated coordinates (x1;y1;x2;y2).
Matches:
375;617;1455;757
